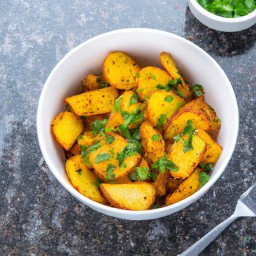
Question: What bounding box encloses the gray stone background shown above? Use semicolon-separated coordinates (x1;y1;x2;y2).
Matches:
0;0;255;255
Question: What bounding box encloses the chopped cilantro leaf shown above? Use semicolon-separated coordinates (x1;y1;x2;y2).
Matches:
94;177;103;188
152;154;179;174
191;84;205;97
105;135;115;144
199;172;210;188
165;95;173;103
81;141;102;165
66;104;72;112
106;164;115;180
95;153;110;164
131;128;141;141
129;91;140;106
168;78;184;98
199;163;213;173
150;170;158;182
97;76;110;88
114;96;122;113
156;84;171;92
136;72;140;78
135;167;150;181
151;134;161;141
90;119;108;136
156;114;167;128
77;135;83;141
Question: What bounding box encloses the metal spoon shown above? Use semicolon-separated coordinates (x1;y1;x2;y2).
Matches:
178;183;256;256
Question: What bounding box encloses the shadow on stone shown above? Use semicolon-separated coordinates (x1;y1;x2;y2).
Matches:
184;7;256;57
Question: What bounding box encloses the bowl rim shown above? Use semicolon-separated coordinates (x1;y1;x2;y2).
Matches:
37;28;239;218
189;0;256;23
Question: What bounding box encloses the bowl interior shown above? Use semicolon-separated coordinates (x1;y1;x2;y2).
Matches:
37;29;238;220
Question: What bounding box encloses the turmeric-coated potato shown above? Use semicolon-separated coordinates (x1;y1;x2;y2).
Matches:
51;112;84;151
167;177;183;194
154;171;169;197
166;168;201;205
65;87;119;117
160;52;193;100
147;90;185;127
100;182;156;210
83;74;100;91
140;121;165;163
103;51;140;90
87;133;141;181
164;97;211;141
137;66;171;101
196;129;222;164
77;131;95;147
168;134;206;179
65;155;107;204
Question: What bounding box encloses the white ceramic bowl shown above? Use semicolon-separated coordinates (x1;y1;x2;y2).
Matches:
188;0;256;32
37;28;239;220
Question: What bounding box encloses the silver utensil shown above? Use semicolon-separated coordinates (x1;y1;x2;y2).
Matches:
178;183;256;256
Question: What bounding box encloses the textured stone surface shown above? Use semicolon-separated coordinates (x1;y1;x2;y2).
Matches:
0;0;255;255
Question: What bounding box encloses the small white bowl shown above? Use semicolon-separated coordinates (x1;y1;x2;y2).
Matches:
188;0;256;32
37;28;239;220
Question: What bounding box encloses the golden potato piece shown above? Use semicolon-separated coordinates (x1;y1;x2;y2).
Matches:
87;133;141;181
83;74;100;91
115;176;132;184
160;52;193;100
103;51;140;90
51;112;84;151
84;113;110;131
65;87;119;117
154;171;169;197
168;134;206;179
65;155;106;204
140;121;165;163
147;90;185;127
68;143;82;157
100;182;156;210
77;131;95;147
163;97;211;141
166;168;201;205
196;129;222;165
137;66;171;101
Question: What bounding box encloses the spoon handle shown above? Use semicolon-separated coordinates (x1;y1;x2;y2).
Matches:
178;213;238;256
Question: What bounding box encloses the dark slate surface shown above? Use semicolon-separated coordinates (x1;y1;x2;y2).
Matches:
0;0;255;255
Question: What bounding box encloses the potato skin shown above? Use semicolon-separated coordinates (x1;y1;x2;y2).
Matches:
103;51;140;90
51;112;84;151
140;121;165;163
65;155;106;204
65;87;119;117
160;52;193;100
137;66;171;101
166;168;201;205
88;133;141;181
100;182;156;210
168;134;206;179
147;90;185;127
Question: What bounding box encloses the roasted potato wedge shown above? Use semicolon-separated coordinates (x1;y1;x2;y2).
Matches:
137;66;171;101
65;87;119;117
66;155;106;204
100;182;156;210
154;171;169;197
160;52;193;100
77;131;95;147
168;134;206;179
83;74;100;91
196;129;222;164
51;112;84;151
147;90;185;127
166;168;201;205
140;121;165;163
87;133;141;181
103;51;140;90
164;97;211;141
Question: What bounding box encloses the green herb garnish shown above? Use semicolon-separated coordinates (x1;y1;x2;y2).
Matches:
95;153;110;164
156;84;171;92
80;141;102;165
191;84;205;97
197;0;256;18
151;134;161;141
97;76;110;88
90;119;108;136
156;114;167;128
135;167;150;181
174;120;196;152
152;154;179;174
199;172;210;188
114;96;122;113
105;135;115;144
76;168;82;176
168;78;184;98
136;72;140;78
131;128;141;141
66;104;72;112
164;95;174;103
94;177;103;188
199;163;213;173
77;135;83;141
106;164;115;180
129;91;140;106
